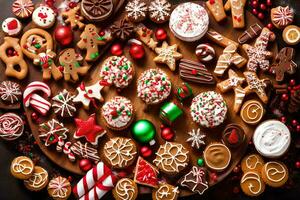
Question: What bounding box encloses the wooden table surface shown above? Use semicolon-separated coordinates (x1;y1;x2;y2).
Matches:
0;0;300;200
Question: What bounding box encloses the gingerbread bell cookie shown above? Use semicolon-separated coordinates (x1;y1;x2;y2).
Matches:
242;27;275;72
240;100;265;125
152;183;179;200
270;47;297;82
103;137;137;169
271;6;294;29
20;28;62;80
240;171;265;196
241;154;265;173
77;24;112;61
47;176;72;200
58;48;90;82
204;143;231;172
224;0;247;28
112;178;138;200
24;166;49;191
261;161;289;188
153;142;189;175
10;156;34;180
0;37;28;79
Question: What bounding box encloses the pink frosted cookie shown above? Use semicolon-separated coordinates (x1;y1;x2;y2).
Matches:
2;17;22;36
190;91;227;128
137;68;171;104
100;56;134;89
32;5;56;29
12;0;34;19
169;2;209;42
102;96;134;130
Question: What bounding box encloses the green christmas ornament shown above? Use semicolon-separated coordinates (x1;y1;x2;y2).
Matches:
131;120;156;144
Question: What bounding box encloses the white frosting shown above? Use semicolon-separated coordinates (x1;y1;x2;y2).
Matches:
32;6;55;28
1;17;22;35
253;120;291;158
169;3;209;41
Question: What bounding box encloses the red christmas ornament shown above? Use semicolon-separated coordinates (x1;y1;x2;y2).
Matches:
260;3;267;10
31;112;39;122
155;28;168;41
296;125;300;132
54;25;73;46
266;0;272;6
267;23;273;30
79;159;93;172
292;119;298;126
281;93;289;101
129;44;145;59
258;12;264;19
251;0;258;8
110;43;123;56
295;161;300;169
290;79;296;86
280;116;287;123
69;1;77;8
140;146;152;157
252;8;258;15
160;125;175;141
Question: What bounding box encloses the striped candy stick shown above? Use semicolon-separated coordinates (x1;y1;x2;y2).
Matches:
73;162;113;198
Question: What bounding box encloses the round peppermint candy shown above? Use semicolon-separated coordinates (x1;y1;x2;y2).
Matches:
32;6;56;29
0;113;24;141
169;2;209;42
190;91;227;128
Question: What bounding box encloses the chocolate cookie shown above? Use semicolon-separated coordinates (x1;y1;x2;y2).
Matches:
81;0;114;22
222;123;245;148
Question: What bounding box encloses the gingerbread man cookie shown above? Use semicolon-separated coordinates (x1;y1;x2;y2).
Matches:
244;71;269;104
217;69;245;113
58;48;90;82
62;6;85;30
270;47;297;82
20;28;62;80
0;37;28;79
224;0;247;28
214;44;247;76
242;27;275;72
77;24;112;61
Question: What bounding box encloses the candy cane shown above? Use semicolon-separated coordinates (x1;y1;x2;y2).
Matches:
79;174;118;200
23;81;51;115
56;137;75;162
73;162;114;198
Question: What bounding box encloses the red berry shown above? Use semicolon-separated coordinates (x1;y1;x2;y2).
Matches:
266;0;272;6
267;23;273;30
280;116;287;123
260;3;267;10
79;159;93;172
233;166;240;173
296;125;300;132
209;0;215;4
296;161;300;169
69;2;77;8
292;119;298;126
252;0;258;8
140;146;152;157
31;112;38;121
252;8;258;15
290;79;296;86
155;28;167;41
258;12;264;19
161;127;175;141
281;93;289;101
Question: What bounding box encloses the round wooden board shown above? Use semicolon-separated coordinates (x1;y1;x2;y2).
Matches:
0;2;278;197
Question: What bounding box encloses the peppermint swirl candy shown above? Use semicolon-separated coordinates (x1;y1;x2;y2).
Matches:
195;44;215;62
0;113;24;140
253;120;291;158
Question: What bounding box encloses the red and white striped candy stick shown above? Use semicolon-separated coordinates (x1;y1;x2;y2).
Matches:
73;162;114;198
63;141;75;162
23;81;51;115
79;174;118;200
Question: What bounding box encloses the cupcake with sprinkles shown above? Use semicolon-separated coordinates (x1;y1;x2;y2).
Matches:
100;56;135;89
190;91;227;128
102;96;134;130
137;68;171;105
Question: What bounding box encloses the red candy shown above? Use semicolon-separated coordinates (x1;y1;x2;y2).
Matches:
160;125;175;141
79;159;93;172
155;28;167;41
110;43;123;56
129;44;145;59
140;146;152;157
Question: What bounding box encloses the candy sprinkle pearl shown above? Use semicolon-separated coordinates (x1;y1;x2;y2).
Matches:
197;158;204;167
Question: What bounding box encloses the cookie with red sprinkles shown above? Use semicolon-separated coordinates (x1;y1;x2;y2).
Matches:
102;96;134;131
190;91;227;128
100;56;135;89
137;68;171;104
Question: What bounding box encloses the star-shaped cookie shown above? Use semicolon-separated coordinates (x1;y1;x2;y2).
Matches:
217;69;246;113
74;114;106;145
154;41;183;71
244;71;269;104
73;81;104;109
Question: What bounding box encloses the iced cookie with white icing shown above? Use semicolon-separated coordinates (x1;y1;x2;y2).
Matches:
2;17;22;36
253;120;291;158
32;5;56;29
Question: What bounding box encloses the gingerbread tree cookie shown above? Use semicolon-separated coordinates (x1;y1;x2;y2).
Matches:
244;71;269;104
214;44;247;76
242;27;275;72
154;41;183;71
58;48;90;82
77;24;112;61
217;69;246;113
270;47;297;82
62;6;85;30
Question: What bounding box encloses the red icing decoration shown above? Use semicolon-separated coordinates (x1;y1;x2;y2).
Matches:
228;129;238;144
134;157;158;187
38;12;48;19
7;19;18;30
74;114;106;145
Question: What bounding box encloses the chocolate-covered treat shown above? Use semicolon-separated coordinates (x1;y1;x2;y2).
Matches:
125;0;147;22
111;19;134;40
222;124;245;148
288;90;300;113
81;0;113;22
0;80;22;104
179;166;209;195
149;0;171;24
238;23;263;44
270;47;297;82
179;59;215;85
52;90;76;118
195;44;215;62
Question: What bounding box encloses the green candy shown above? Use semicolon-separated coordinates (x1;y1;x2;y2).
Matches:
197;158;204;166
131;120;156;143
